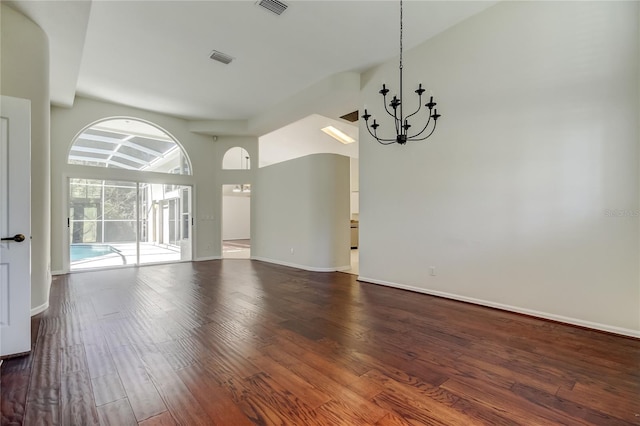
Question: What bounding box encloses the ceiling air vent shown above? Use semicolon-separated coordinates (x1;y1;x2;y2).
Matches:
209;50;234;65
256;0;288;16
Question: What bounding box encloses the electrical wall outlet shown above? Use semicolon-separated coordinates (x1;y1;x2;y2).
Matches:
429;266;436;276
290;248;294;255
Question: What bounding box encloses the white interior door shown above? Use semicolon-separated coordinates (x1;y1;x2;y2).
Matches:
0;96;31;358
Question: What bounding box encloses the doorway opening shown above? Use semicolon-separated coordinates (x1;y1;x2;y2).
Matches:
346;157;359;275
222;184;251;259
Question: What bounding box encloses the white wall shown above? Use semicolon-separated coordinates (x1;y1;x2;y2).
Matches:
360;1;640;335
1;4;51;314
350;158;359;220
50;97;259;271
222;194;250;240
253;153;350;271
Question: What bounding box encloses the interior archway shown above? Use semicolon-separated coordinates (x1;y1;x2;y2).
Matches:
222;147;250;170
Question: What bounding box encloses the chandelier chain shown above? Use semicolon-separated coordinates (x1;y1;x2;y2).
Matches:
399;0;404;131
400;0;403;71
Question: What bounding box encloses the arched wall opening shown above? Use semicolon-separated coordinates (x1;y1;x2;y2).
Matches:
221;147;252;259
222;146;250;171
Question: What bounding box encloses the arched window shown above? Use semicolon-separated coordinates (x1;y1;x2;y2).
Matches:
222;147;250;170
68;118;191;175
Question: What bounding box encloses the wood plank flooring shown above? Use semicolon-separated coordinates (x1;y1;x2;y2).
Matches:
1;260;639;425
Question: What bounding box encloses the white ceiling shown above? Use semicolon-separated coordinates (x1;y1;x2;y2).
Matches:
7;0;497;122
4;0;91;107
6;1;497;164
260;113;358;167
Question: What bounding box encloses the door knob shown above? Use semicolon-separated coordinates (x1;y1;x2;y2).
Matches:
1;234;26;242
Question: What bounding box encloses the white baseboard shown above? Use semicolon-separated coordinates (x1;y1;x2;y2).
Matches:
252;256;350;273
335;265;353;272
357;276;640;339
31;301;49;316
194;256;222;262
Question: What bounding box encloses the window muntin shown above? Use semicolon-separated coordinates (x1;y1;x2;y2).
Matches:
68;118;191;175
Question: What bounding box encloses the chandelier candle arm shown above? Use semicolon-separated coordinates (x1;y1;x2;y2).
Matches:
404;83;426;122
380;85;396;120
411;119;438;142
406;97;439;139
363;0;442;146
362;110;398;143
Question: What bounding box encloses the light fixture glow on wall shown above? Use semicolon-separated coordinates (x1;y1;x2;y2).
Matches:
321;126;355;144
362;0;442;145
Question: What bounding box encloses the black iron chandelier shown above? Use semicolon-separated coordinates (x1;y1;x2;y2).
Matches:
363;0;441;145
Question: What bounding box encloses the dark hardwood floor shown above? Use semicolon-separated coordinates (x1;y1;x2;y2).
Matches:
1;260;639;425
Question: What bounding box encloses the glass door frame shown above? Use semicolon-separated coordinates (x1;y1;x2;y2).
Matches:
67;177;193;271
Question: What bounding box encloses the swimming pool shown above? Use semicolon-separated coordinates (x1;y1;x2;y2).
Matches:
70;244;118;262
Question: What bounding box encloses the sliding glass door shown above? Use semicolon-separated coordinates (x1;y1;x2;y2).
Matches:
69;178;191;271
138;183;191;265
